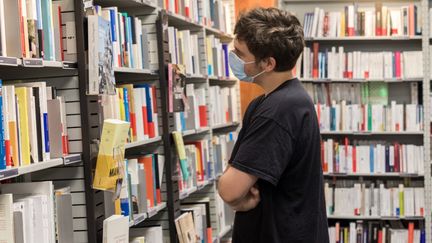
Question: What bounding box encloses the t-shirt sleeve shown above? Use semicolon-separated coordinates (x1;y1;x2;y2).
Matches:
230;116;294;186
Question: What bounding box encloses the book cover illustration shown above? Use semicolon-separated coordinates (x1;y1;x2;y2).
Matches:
170;64;187;112
98;18;116;95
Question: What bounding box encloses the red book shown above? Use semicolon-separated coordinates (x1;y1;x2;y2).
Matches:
395;52;401;78
18;0;26;57
352;145;357;173
5;140;11;168
344;137;349;164
130;112;137;139
408;222;414;243
199;106;208;127
139;155;155;208
57;6;64;61
174;0;179;13
185;7;190;18
148;122;155;138
141;90;149;136
62;134;69;155
321;141;327;172
376;3;383;36
394;143;400;172
317;103;321;128
409;4;415;36
323;13;329;37
312;43;319;78
206;228;213;243
378;230;383;243
187;142;205;181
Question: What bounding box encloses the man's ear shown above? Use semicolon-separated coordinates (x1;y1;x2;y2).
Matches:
262;57;276;72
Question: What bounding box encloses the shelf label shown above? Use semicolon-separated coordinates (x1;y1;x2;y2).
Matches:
0;57;19;66
63;62;78;69
22;58;43;67
0;168;19;180
63;154;82;165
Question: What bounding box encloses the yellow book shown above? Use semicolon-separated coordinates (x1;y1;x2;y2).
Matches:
172;131;189;180
93;119;130;191
117;88;126;122
15;87;31;166
340;12;345;37
399;184;404;217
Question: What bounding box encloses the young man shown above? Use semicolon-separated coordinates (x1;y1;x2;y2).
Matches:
218;8;329;243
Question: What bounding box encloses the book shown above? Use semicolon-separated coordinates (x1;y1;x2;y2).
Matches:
54;187;74;243
130;226;163;242
87;14;116;95
0;194;14;243
175;212;198;243
15;87;31;166
102;215;129;243
93;119;130;191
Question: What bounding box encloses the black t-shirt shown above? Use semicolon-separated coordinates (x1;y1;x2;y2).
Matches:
229;78;329;243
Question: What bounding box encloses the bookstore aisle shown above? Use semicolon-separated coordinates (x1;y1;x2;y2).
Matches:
0;0;239;242
280;0;432;242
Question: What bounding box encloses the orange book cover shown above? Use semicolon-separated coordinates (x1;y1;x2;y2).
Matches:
409;4;415;36
139;155;155;208
408;222;414;243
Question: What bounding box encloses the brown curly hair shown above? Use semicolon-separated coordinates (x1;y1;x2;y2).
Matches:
234;7;305;72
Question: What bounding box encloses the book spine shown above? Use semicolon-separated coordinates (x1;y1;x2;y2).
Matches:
0;79;4;170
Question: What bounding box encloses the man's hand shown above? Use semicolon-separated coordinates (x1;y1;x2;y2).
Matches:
231;185;261;212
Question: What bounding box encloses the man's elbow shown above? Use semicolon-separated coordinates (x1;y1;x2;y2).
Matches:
218;176;243;205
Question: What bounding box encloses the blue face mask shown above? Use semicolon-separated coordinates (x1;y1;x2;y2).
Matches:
228;51;265;82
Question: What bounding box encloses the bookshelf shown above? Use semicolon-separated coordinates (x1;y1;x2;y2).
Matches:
281;0;432;242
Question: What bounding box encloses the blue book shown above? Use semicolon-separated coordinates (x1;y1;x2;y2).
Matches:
41;0;55;60
0;79;4;170
127;17;134;68
369;145;374;173
420;229;426;243
385;145;390;172
144;85;153;123
123;89;130;122
222;44;229;77
109;10;117;42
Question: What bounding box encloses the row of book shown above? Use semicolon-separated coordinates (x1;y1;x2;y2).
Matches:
209;86;239;127
168;27;202;76
329;221;425;243
103;215;164;242
0;0;77;61
88;5;155;70
0;82;70;170
0;182;74;243
212;132;236;176
325;183;425;218
163;0;233;34
315;102;423;133
177;139;212;194
322;139;424;175
115;154;165;220
206;35;230;78
302;44;423;80
303;82;419;107
174;84;208;132
304;4;421;38
102;84;160;143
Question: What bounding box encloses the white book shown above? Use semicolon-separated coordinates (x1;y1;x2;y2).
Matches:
347;5;355;35
1;181;55;243
311;8;320;37
414;187;425;217
103;215;129;243
17;197;35;243
0;0;7;56
29;94;39;163
133;88;145;141
404;188;415;217
0;194;14;243
390;9;402;36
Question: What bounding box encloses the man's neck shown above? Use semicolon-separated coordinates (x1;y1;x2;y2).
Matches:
256;70;295;96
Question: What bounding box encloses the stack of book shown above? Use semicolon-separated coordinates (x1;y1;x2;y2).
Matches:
315;102;423;133
206;35;230;78
0;82;70;170
177;139;213;194
302;44;423;80
328;221;425;243
209;86;239;127
0;0;77;61
116;154;165;219
168;27;202;76
130;226;164;242
304;3;421;38
212;132;237;176
174;84;208;132
325;183;425;218
0;182;74;243
322;139;424;175
102;84;159;143
88;5;155;70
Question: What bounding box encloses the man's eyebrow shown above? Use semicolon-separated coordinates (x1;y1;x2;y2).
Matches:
234;47;244;56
